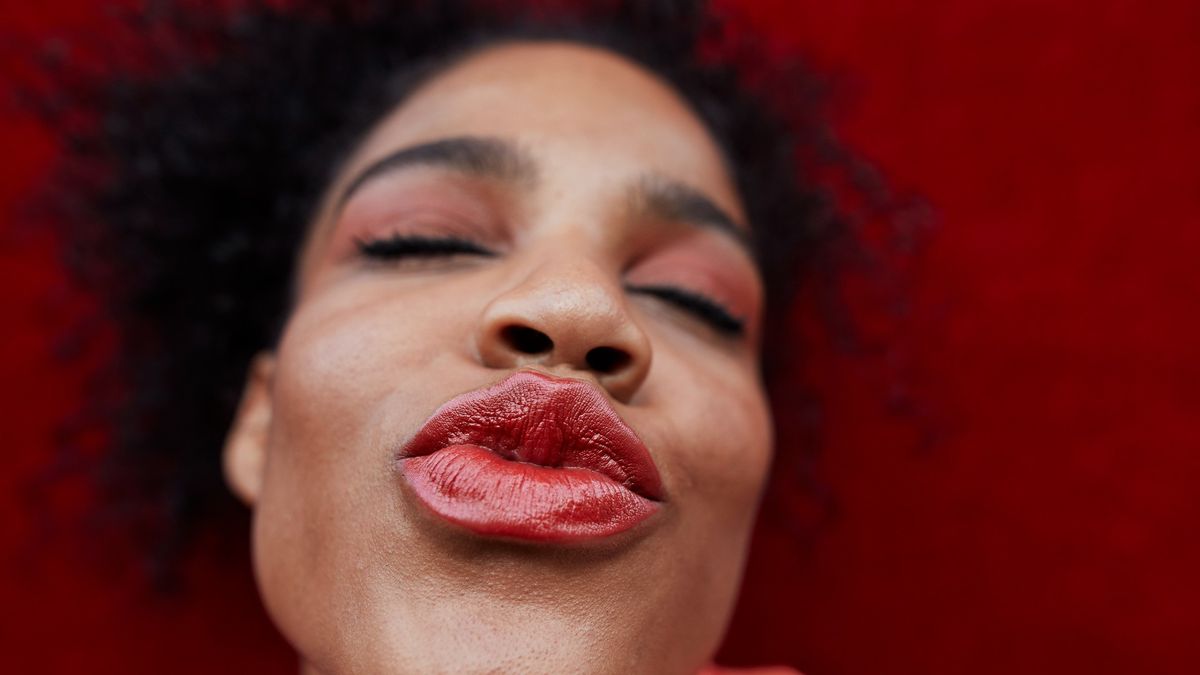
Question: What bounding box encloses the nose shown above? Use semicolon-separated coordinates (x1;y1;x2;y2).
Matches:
474;256;652;403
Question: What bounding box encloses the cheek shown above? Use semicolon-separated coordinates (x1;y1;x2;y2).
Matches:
265;303;427;483
271;280;474;437
627;350;772;650
650;342;773;540
247;284;478;666
249;306;397;660
686;375;773;527
258;281;474;530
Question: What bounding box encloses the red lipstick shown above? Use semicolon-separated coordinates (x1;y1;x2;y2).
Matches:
397;370;663;542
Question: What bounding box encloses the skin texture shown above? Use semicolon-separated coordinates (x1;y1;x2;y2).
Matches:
223;42;775;674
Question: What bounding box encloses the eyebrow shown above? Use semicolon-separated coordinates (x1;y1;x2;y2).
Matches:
630;175;751;251
336;136;538;208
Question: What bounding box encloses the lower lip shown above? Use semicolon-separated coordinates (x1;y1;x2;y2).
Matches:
400;444;660;542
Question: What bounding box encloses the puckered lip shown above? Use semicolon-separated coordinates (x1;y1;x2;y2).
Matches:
398;369;664;501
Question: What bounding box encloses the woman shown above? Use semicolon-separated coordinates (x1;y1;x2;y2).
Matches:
43;0;864;672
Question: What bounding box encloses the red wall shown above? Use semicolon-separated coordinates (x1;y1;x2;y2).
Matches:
2;1;1197;673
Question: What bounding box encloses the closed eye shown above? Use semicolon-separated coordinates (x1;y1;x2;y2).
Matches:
354;237;744;336
626;284;745;337
355;234;495;259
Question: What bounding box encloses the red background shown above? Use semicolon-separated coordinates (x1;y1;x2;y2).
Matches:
2;1;1197;673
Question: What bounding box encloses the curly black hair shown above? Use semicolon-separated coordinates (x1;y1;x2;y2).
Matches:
23;0;899;578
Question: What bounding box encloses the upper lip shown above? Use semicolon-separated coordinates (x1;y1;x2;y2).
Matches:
400;370;664;501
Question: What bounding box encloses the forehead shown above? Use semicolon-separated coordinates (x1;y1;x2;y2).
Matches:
328;41;745;224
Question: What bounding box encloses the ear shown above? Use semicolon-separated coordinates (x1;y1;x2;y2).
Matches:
223;352;276;507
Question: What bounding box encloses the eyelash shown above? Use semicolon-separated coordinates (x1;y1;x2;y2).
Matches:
355;234;745;337
354;234;495;258
623;284;745;336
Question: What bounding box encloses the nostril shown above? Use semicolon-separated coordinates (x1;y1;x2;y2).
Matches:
501;324;553;355
586;346;631;374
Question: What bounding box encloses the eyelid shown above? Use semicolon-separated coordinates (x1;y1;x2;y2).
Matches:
333;174;508;254
622;235;758;340
349;210;490;240
626;283;746;337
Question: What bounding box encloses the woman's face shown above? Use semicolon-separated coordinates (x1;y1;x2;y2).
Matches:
224;41;773;674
